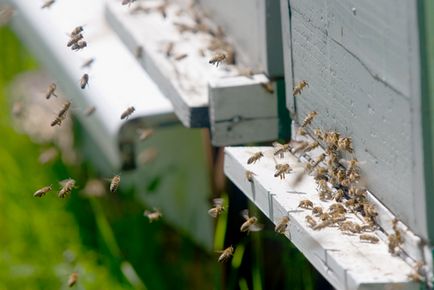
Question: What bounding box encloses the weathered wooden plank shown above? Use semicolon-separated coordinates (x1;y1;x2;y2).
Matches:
281;0;428;240
224;146;420;290
209;74;278;146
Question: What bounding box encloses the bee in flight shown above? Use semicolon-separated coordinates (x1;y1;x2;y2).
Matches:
240;210;263;233
217;246;234;263
121;106;135;120
293;80;309;96
144;208;162;222
247;151;263;164
208;198;225;218
58;178;76;198
33;185;52;197
110;174;121;193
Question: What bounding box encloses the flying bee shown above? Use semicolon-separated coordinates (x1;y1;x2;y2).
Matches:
305;215;317;227
50;116;65;127
237;67;254;79
137;128;154;141
80;73;89;89
120;106;135;120
71;40;87;51
298;199;313;209
81;57;95;69
217;246;234;263
67;33;83;47
338;136;353;153
138;148;158;165
245;170;256;182
293;80;309;96
272;142;291;158
209;53;226;67
34;185;52;197
174;53;188;61
261;82;274;94
41;0;55;9
0;5;14;27
275;216;290;234
240;210;263;233
58;178;76;198
67;272;78;287
144;208;162;222
57;101;71;119
70;26;83;36
274;163;292;179
208;198;225;218
359;234;379;244
110;174;121;192
45;83;57;99
301;111;318;127
84;106;96;116
247;151;263;164
39;147;58;164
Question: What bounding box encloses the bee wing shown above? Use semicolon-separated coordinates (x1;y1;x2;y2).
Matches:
212;198;224;206
249;223;264;232
240;209;249;220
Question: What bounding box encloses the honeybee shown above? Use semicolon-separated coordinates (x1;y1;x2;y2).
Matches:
293;80;308;96
41;0;55;9
304;141;320;153
301;111;317;127
324;131;340;147
313;128;324;140
58;178;76;198
237;67;254;79
217;246;234;263
261;82;274;94
312;206;323;216
272;142;291;157
209;53;226;67
313;166;328;181
298;199;313;209
50;116;65;127
34;185;52;197
67;272;78;287
319;212;331;221
313;219;335;231
275;216;290;234
339;221;361;234
137;148;158;165
122;0;136;5
84;106;96;116
292;141;309;155
334;189;345;202
174;53;188;61
45;83;57;99
0;5;14;27
67;33;83;47
274;163;292;179
110;175;121;192
359;234;379;244
58;101;71;119
297;127;306;136
80;73;89;89
144;208;162;222
120;106;135;120
245;170;256;182
208;198;225;218
388;233;401;254
363;203;377;218
163;42;174;58
81;57;95;69
407;262;426;282
247;151;263;164
71;40;87;51
305;215;317;227
136;128;154;141
70;26;83;36
338;137;353;153
240;210;263;233
39;147;58;164
81;179;106;197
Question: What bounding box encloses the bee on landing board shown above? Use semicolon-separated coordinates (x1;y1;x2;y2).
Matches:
301;111;318;127
298;199;313;209
240;210;263;233
359;234;379;244
274;163;292;179
209;53;226;67
208;198;225;218
217;246;234;263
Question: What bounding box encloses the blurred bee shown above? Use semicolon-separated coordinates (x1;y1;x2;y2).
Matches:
39;147;58;164
296;127;306;136
407;262;426;283
0;5;14;27
70;26;83;36
58;178;76;198
41;0;55;9
247;151;263;164
274;163;292;179
237;67;254;79
110;174;121;192
50;116;65;127
138;148;158;165
208;198;225;218
58;101;71;119
45;83;58;99
67;33;83;47
84;106;96;116
71;40;87;51
67;272;78;287
240;210;263;233
121;106;135;120
156;2;168;18
163;42;174;58
275;216;290;234
298;199;313;209
359;234;379;244
293;80;308;96
338;136;353;153
217;246;234;263
34;185;52;197
313;166;327;181
81;57;95;69
313;219;335;231
135;46;143;58
144;208;162;222
261;82;274;94
137;128;154;141
272;142;291;157
305;215;317;227
245;170;256;182
301;111;317;127
80;73;89;89
174;53;188;61
209;53;226;67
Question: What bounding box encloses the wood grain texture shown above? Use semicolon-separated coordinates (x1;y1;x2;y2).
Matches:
281;0;428;239
224;146;419;290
